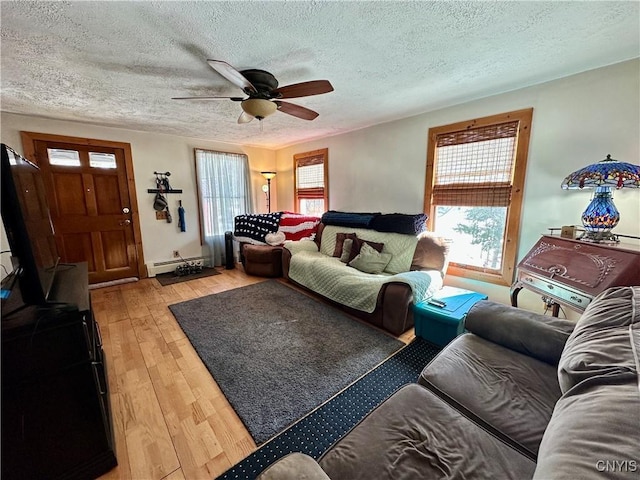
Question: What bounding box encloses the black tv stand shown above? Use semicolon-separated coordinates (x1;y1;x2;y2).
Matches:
1;262;117;479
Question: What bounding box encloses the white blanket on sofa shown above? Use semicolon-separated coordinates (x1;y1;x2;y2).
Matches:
286;249;442;313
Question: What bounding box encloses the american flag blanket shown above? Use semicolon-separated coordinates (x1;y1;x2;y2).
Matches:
233;211;320;245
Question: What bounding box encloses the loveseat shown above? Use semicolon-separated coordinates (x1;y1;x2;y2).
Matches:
258;286;640;479
282;217;449;335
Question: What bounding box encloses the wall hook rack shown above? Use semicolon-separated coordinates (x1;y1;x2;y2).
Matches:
148;170;183;194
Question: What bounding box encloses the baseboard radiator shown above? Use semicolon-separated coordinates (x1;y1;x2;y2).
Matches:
146;256;209;277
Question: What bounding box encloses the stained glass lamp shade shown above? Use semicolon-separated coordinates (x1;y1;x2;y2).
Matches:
561;155;640;242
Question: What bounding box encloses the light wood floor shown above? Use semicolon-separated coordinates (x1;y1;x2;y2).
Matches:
93;266;413;480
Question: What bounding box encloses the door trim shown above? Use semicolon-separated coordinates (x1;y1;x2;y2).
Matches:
20;131;147;279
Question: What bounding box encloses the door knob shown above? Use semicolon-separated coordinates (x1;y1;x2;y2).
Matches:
120;219;131;226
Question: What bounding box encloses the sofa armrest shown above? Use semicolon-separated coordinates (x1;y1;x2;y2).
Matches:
378;282;415;335
284;240;320;255
411;233;450;278
281;241;319;280
465;301;575;366
257;453;331;480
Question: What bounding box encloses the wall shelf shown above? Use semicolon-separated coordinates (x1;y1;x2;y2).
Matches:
147;189;182;194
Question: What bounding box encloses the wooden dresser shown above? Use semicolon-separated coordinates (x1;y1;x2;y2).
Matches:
511;235;640;315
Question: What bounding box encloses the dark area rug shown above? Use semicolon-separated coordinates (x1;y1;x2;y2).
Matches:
217;337;441;480
155;266;220;286
169;280;404;444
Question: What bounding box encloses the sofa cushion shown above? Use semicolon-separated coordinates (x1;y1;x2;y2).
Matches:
319;225;418;275
558;286;639;394
285;250;441;314
348;242;392;274
319;384;536;480
533;381;640;480
419;334;562;458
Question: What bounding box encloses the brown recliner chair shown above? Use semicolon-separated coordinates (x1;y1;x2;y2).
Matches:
242;244;283;277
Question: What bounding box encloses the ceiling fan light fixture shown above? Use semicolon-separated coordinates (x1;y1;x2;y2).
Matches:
241;98;277;120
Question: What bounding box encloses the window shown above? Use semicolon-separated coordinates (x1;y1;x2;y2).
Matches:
195;149;253;266
424;109;533;285
88;152;117;169
294;148;328;216
47;148;81;167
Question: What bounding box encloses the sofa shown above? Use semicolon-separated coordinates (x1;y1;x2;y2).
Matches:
282;221;449;335
257;285;640;479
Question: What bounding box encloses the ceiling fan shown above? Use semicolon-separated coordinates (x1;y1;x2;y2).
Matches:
173;59;334;124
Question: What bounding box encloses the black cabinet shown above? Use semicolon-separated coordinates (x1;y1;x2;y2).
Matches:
2;263;117;479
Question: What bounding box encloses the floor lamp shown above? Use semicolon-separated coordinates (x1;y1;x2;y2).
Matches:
261;171;276;212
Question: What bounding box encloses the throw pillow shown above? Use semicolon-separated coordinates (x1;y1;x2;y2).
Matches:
332;232;357;257
348;242;392;274
339;238;354;263
347;237;385;263
265;231;286;246
557;286;639;394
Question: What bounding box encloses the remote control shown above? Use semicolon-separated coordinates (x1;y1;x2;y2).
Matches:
427;298;446;308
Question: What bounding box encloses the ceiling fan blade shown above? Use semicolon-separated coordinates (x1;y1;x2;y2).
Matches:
274;101;319;121
172;96;244;101
238;111;254;124
272;80;334;99
207;59;257;94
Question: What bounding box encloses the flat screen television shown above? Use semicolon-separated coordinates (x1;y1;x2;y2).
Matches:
1;143;60;305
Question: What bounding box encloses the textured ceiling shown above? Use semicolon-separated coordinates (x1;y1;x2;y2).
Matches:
1;1;638;149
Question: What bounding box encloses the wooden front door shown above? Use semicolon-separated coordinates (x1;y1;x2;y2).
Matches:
21;132;145;284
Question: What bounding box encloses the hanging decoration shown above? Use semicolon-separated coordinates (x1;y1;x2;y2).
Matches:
178;200;186;232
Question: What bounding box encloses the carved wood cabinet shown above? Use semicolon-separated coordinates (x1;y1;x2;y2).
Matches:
511;235;640;315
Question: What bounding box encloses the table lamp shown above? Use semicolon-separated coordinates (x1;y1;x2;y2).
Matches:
561;154;640;243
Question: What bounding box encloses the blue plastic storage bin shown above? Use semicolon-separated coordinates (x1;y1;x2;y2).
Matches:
414;286;488;346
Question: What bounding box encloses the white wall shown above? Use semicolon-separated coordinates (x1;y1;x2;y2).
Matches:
0;114;276;274
2;60;637;312
275;59;640;315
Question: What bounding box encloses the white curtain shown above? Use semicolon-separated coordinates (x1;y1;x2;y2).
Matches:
195;149;254;266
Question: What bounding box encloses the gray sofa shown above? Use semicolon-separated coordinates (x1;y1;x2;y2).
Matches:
258;285;640;479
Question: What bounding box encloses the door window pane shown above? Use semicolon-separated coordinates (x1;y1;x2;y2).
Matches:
89;152;117;169
47;148;81;167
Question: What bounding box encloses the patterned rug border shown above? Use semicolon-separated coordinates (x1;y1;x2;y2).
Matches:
217;337;441;480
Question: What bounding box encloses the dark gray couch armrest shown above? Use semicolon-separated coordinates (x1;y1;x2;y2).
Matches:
465;301;576;366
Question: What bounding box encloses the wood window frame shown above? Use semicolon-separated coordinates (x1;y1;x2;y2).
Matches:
423;108;533;286
293;148;329;213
